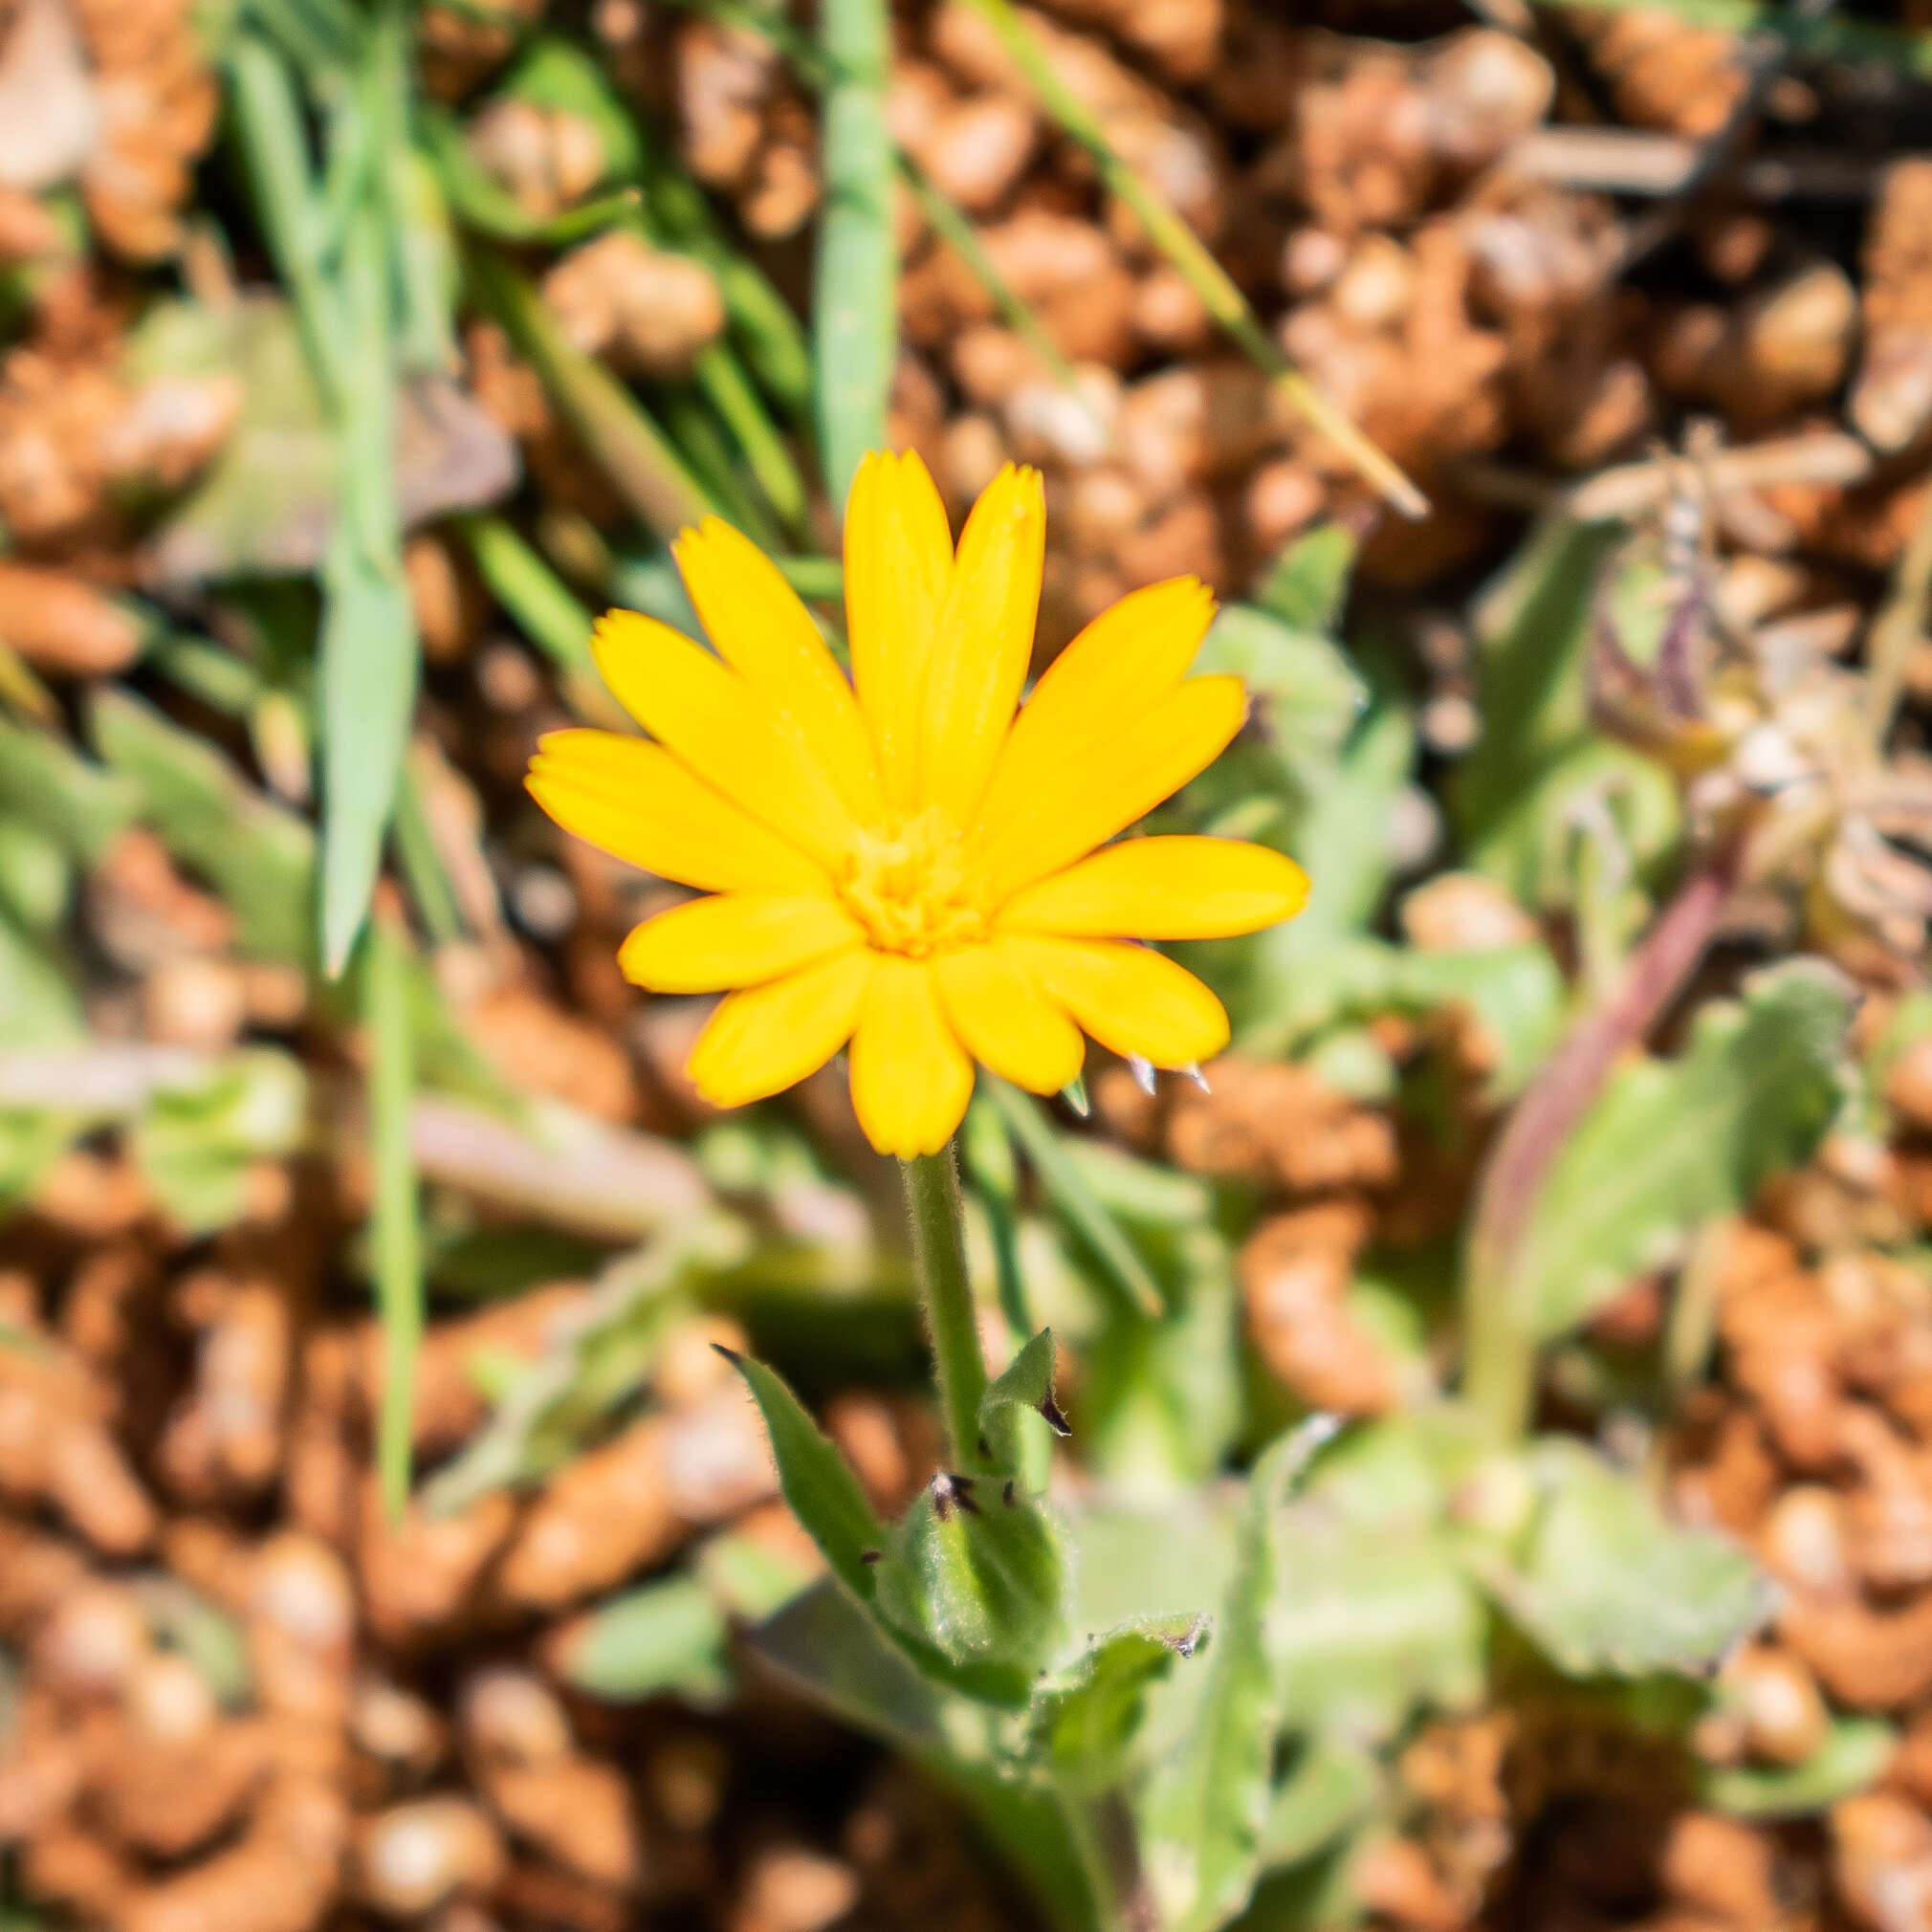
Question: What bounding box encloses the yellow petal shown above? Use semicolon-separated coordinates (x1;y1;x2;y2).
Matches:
848;955;974;1157
977;577;1216;835
527;730;827;895
673;516;883;825
919;464;1044;825
619;893;864;992
844;450;954;812
999;837;1310;939
592;610;859;872
687;946;875;1108
1005;936;1229;1067
975;675;1248;901
934;939;1084;1095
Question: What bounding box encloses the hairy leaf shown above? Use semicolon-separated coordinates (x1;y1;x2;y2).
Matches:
1029;1614;1208;1787
1252;521;1357;636
1515;960;1853;1340
1479;1440;1769;1679
875;1473;1066;1706
1140;1430;1308;1932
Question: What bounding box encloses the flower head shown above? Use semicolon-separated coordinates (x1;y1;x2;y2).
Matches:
525;450;1309;1157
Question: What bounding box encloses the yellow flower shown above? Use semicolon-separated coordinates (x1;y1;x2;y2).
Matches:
525;450;1309;1158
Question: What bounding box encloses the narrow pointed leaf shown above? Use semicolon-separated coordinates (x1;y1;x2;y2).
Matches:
814;0;893;508
723;1350;888;1606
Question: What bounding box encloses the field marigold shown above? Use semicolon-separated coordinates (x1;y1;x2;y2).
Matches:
525;450;1309;1157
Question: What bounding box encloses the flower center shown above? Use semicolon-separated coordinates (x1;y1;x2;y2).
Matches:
838;810;988;958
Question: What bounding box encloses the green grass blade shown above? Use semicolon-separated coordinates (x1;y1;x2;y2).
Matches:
366;914;425;1517
454;513;625;725
774;557;844;601
898;156;1093;421
393;757;465;945
646;163;813;414
456;514;595;673
956;0;1425;519
692;340;808;536
423;106;641;246
319;201;418;975
982;1076;1163;1321
465;243;714;537
814;0;895;512
658;386;780;547
227;33;348;410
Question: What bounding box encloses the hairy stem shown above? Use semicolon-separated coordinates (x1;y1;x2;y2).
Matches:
1462;843;1742;1437
901;1146;988;1468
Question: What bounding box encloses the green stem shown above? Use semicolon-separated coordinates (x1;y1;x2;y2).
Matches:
901;1146;987;1468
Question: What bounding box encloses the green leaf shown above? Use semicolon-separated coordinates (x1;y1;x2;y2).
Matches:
1451;517;1620;846
752;1576;951;1751
131;295;515;585
961;1092;1029;1336
1197;604;1367;779
0;1109;84;1215
1478;1440;1769;1679
983;1076;1163;1320
977;1328;1069;1478
366;918;425;1514
1514;960;1853;1340
424;107;635;245
1029;1614;1208;1787
91;687;314;964
132;1048;308;1233
1240;935;1565;1101
1083;1225;1242;1493
1262;1736;1381;1869
551;1574;727;1703
874;1474;1066;1707
723;1350;889;1607
423;1222;743;1513
134;1574;251;1708
752;1582;1108;1932
1140;1429;1308;1932
694;1526;819;1621
493;35;642;181
1703;1716;1898;1818
814;0;894;507
1251;522;1357;635
0;716;136;866
0;916;82;1049
466;245;712;538
1270;1500;1486;1745
318;203;418;976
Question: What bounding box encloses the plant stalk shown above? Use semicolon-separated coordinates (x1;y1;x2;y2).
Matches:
1462;841;1742;1437
901;1146;987;1468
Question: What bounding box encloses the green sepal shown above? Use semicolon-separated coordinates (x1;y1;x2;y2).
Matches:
874;1473;1067;1708
977;1328;1069;1480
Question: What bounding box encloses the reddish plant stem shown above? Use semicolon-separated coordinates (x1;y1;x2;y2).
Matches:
1461;840;1743;1437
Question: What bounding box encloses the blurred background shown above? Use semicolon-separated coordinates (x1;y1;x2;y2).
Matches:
5;0;1932;1927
